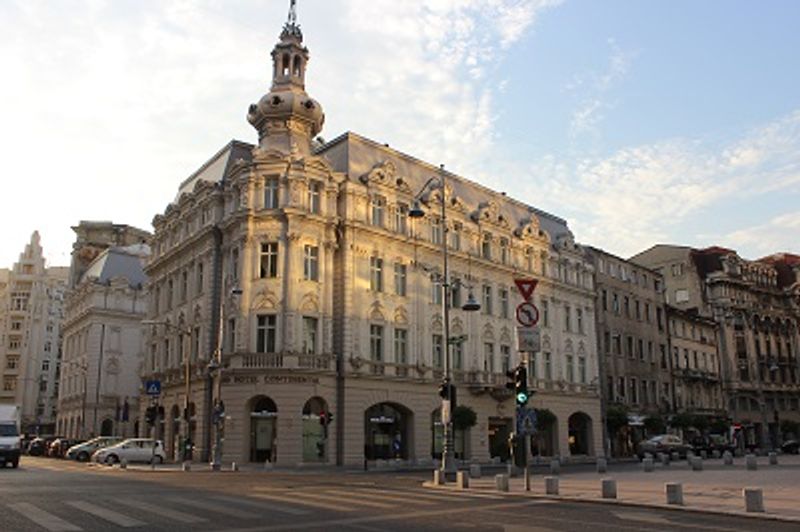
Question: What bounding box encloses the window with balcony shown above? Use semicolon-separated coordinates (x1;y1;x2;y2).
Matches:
433;334;444;368
264;178;279;209
544;353;552;380
578;356;587;384
566;355;574;382
302;317;318;354
430;217;442;245
196;262;204;294
394;329;407;365
395;203;408;235
482;285;493;315
499;288;509;319
260;242;279;278
256;315;277;353
501;345;511;374
370;325;384;362
484;342;495;373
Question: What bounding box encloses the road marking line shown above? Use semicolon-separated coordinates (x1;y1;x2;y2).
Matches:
340;490;436;506
210;495;309;516
250;492;357;512
313;490;397;508
168;496;260;519
116;499;207;523
611;510;672;525
8;503;82;532
65;501;145;528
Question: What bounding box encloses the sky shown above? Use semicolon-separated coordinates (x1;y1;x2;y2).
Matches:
1;0;799;268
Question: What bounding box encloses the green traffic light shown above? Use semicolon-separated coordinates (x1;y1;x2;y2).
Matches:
516;392;529;404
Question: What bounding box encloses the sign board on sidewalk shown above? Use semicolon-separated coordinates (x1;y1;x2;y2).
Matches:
145;380;161;396
517;327;540;352
516;408;537;436
514;278;538;301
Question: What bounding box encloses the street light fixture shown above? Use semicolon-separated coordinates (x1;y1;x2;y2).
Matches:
408;163;480;475
142;319;193;464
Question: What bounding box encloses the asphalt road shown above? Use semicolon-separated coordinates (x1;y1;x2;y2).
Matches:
0;457;795;532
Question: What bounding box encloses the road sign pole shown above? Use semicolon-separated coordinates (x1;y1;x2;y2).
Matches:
524;431;531;491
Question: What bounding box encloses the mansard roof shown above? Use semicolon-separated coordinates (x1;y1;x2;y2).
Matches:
173;140;254;203
80;244;150;288
316;131;572;243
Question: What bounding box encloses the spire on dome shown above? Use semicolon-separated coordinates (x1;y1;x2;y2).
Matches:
283;0;302;40
287;0;297;26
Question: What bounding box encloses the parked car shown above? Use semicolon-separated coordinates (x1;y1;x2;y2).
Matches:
781;440;799;454
66;437;123;462
92;439;166;465
49;438;83;459
27;436;61;457
637;434;692;459
689;434;736;455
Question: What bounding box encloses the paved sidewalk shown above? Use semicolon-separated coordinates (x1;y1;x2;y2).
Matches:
428;455;800;522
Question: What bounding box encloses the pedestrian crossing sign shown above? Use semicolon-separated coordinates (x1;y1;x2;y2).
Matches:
145;380;161;396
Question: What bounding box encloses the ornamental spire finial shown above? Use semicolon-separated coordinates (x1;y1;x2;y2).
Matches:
287;0;297;27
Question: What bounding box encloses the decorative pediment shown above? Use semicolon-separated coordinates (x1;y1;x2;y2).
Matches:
565;339;574;353
500;326;512;344
542;335;551;351
359;160;397;185
577;341;586;356
251;288;278;310
471;200;507;227
300;292;320;313
514;215;541;239
431;313;443;333
451;317;463;335
369;301;386;322
482;323;495;341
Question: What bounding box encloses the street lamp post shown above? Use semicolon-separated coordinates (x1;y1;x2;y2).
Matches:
143;320;193;462
210;286;241;471
409;164;480;474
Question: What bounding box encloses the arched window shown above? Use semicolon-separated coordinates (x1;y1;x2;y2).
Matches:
293;55;302;77
282;54;290;76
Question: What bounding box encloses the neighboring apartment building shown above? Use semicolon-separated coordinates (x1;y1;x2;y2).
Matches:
57;241;149;440
0;232;68;434
585;247;671;456
632;245;800;449
140;11;603;466
667;306;724;419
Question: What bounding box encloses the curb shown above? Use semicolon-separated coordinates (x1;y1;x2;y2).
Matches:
422;482;800;524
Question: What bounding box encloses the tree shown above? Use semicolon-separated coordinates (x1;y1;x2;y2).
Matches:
669;412;694;431
534;408;556;432
644;414;666;435
606;404;629;435
452;405;477;431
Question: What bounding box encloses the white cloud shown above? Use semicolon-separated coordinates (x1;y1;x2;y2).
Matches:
721;211;800;257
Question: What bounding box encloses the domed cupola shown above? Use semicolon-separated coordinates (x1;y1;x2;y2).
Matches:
248;0;325;156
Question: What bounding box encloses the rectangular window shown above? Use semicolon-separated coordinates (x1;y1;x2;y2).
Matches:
230;248;239;282
530;352;537;379
304;245;319;281
181;271;188;302
227;318;236;352
6;356;18;370
453;342;463;370
501;345;511;374
371;195;385;227
193;326;201;361
624;296;630;317
196;262;204;294
526;248;534;271
578;356;587;384
607;376;614;400
645;303;651;322
264;178;279;209
395;203;408;235
450;276;461;308
167;279;174;309
256;315;277;353
544;352;552;380
41;359;50;372
542;299;549;327
481;233;492;260
260;242;279;278
499;288;509;319
307;180;321;214
618;377;625;399
612;293;620;314
370;325;384;361
630;377;638;404
484;342;495;373
393;263;407;296
499;238;509;265
577;308;583;333
430;217;442;245
635;300;641;320
370;256;383;292
638;339;645;361
641;380;649;404
603;331;611;354
433;334;444;368
660;344;667;369
602;289;608;311
394;329;408;364
482;285;493;315
431;278;443;305
302;317;318;354
450;223;461;250
564;305;571;332
566;355;574;382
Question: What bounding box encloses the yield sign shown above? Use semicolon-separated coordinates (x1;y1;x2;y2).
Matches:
514;278;538;301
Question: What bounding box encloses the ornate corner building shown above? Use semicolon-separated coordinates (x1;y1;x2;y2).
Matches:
140;9;603;466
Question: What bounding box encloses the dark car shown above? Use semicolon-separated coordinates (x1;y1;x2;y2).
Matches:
49;438;81;458
781;440;799;454
27;436;60;457
690;434;736;455
637;434;693;460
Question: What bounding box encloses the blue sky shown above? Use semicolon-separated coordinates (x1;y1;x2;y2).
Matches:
1;0;798;267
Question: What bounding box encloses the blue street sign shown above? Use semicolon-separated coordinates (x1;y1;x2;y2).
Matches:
516;407;537;436
145;380;161;396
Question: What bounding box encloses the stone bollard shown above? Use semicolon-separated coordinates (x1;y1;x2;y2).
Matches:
550;459;561;476
545;476;559;495
495;474;509;492
711;450;721;459
769;452;778;465
456;471;469;490
120;459;128;470
601;478;617;499
691;457;703;471
665;482;684;505
642;457;654;472
660;453;670;467
746;454;758;471
723;451;734;466
469;463;481;479
596;457;607;474
231;462;239;472
433;469;444;485
182;462;191;472
743;487;764;513
700;450;708;460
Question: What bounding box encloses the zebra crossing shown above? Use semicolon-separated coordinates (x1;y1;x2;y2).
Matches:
5;486;505;531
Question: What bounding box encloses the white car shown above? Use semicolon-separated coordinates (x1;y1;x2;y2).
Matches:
92;438;166;465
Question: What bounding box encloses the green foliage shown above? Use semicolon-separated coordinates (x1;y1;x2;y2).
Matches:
606;404;629;434
452;405;477;431
691;415;710;431
709;418;730;434
669;412;695;430
534;408;556;431
644;414;666;434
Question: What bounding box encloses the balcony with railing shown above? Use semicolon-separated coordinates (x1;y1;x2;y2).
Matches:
228;352;334;372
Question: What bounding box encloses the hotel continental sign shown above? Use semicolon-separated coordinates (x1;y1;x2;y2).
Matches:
140;10;603;467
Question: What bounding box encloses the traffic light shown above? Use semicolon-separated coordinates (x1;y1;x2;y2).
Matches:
514;365;529;407
145;406;156;425
437;381;457;410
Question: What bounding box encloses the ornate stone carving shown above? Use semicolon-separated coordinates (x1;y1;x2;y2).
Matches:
359;160;396;185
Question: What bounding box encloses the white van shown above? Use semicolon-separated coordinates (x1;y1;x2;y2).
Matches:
0;405;21;468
